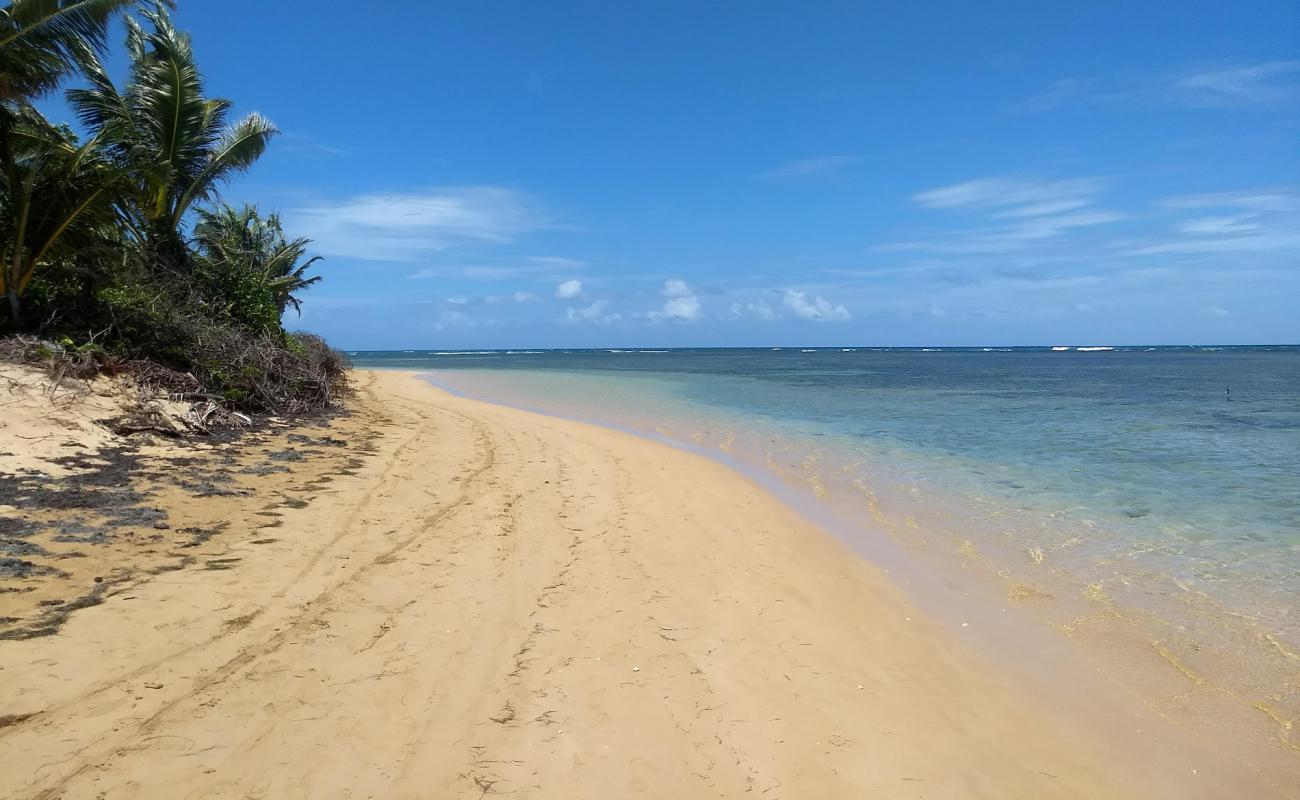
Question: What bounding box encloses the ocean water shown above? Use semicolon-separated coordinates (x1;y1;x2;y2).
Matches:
352;346;1300;756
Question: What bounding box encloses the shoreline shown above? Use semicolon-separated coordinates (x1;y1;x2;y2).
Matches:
0;370;1288;797
417;363;1300;790
415;367;1299;794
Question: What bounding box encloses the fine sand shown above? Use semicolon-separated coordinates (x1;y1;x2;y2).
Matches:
0;370;1285;798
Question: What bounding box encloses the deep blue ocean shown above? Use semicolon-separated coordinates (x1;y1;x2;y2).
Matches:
351;345;1300;728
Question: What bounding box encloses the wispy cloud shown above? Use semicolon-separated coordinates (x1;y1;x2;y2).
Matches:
289;186;553;262
276;132;347;159
1176;215;1260;236
914;176;1106;215
843;178;1297;332
1162;189;1300;213
1172;61;1300;107
759;155;861;179
1125;187;1300;256
432;309;477;331
564;299;622;325
1118;186;1300;254
408;256;585;282
725;300;780;321
480;291;539;304
886;176;1125;255
1013;60;1300;113
459;258;585;280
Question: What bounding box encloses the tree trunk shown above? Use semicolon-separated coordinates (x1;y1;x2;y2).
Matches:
5;286;20;328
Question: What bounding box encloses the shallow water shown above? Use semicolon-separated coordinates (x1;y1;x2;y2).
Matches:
354;346;1300;767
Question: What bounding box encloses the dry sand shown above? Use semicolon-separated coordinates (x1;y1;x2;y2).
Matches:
0;369;1284;798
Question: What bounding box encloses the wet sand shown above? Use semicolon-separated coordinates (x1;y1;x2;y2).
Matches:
0;370;1285;797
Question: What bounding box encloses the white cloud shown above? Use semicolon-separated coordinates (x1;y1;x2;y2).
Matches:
1124;232;1300;256
660;295;701;321
289;186;551;262
432;310;476;331
1177;215;1261;236
1012;60;1300;113
483;290;540;304
759;155;861;179
1162;189;1300;214
457;261;579;279
1209;305;1232;317
1172;61;1300;107
913;177;1106;214
528;256;587;269
727;300;780;321
662;278;692;298
648;279;701;322
1126;187;1300;255
783;290;851;322
555;279;583;299
408;257;585;281
564;299;622;324
894;176;1124;255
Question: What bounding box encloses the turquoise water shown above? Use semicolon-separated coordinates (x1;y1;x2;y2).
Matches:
353;346;1300;743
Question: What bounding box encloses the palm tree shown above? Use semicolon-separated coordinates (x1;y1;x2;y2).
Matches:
69;6;275;270
0;0;142;323
194;203;322;327
0;0;136;104
0;106;118;323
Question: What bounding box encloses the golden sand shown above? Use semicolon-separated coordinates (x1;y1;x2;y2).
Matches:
0;370;1288;797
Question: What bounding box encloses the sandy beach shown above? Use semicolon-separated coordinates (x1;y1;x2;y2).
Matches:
0;369;1286;798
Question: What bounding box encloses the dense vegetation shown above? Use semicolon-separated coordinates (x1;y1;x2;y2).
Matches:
0;0;346;413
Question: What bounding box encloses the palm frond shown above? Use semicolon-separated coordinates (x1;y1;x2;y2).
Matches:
1;114;119;293
0;0;134;101
67;45;127;133
191;203;322;317
172;112;277;223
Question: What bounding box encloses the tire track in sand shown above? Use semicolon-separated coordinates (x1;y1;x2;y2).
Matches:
22;392;498;800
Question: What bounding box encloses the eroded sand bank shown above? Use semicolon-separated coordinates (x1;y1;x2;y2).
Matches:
0;370;1284;798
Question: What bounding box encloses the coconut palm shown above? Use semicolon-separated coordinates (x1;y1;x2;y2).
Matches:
0;106;119;323
0;0;143;323
194;203;322;331
68;6;275;269
0;0;137;103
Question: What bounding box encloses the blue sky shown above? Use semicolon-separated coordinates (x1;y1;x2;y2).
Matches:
65;2;1300;347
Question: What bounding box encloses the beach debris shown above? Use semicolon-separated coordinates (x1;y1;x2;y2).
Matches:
631;666;640;672
488;702;516;724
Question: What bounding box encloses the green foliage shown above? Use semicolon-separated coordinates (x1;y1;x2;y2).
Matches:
0;104;121;320
193;204;321;333
68;6;276;265
0;2;341;414
0;0;139;103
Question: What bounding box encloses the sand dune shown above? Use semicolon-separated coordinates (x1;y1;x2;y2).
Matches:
0;371;1281;798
